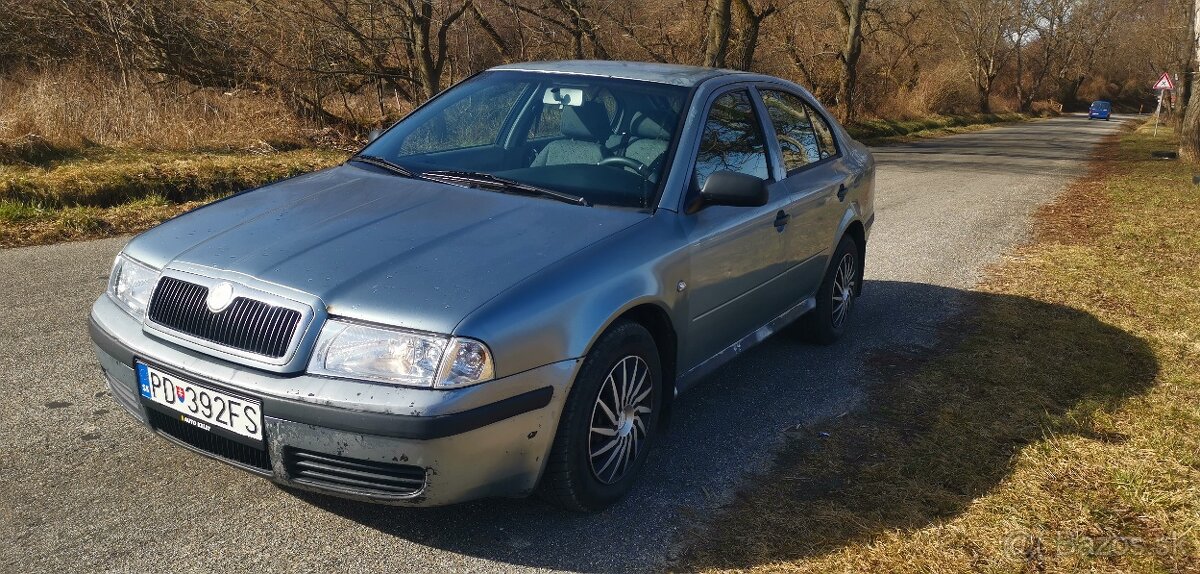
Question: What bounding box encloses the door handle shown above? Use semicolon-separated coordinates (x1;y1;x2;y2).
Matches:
773;210;790;231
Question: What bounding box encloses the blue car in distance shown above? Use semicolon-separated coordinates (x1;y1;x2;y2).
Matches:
1088;100;1112;120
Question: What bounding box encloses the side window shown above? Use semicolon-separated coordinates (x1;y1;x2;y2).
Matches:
693;90;770;190
804;103;838;159
760;90;821;172
399;82;526;155
528;105;563;139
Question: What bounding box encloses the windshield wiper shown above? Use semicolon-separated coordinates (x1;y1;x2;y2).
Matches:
349;154;421;179
421;170;590;207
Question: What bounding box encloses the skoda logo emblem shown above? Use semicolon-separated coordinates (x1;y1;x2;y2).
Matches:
206;282;236;313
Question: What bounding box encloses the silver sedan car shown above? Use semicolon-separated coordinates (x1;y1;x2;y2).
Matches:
89;60;874;511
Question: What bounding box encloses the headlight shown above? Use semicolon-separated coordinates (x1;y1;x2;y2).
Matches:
108;255;159;318
308;318;494;388
437;337;496;387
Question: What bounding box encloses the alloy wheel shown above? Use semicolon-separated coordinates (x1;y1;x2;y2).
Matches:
831;251;856;328
588;355;653;484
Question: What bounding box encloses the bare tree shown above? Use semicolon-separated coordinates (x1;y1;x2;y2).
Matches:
0;0;1180;137
834;0;868;119
702;0;734;67
1181;0;1200;161
936;0;1020;112
499;0;610;59
730;0;777;70
295;0;472;101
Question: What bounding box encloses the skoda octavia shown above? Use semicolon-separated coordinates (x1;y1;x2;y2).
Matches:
90;60;875;511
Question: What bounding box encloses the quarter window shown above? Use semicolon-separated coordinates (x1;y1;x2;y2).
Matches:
804;103;838;159
693;90;770;190
761;90;821;172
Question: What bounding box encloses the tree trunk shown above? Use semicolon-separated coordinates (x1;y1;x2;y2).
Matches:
731;0;776;71
703;0;732;67
836;0;867;121
411;1;439;100
977;71;992;113
1182;0;1200;161
1014;34;1025;112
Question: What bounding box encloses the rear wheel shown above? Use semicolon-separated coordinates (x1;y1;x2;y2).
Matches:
539;320;662;511
799;234;861;344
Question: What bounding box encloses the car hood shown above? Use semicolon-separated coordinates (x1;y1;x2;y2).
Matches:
126;163;647;334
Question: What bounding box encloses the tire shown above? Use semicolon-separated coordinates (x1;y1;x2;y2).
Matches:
538;320;662;512
799;234;861;344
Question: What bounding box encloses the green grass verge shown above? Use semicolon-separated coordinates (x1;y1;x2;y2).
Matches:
847;113;1035;145
0;147;346;247
675;123;1200;572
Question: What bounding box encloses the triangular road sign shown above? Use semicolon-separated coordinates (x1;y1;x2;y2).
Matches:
1154;72;1175;90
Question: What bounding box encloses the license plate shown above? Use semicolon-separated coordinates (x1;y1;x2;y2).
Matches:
137;363;263;444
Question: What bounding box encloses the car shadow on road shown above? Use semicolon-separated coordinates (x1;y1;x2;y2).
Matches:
288;280;1157;573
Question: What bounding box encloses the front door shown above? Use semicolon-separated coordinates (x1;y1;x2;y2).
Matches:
683;88;795;368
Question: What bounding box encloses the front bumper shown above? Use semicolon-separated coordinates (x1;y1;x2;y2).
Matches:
90;295;578;506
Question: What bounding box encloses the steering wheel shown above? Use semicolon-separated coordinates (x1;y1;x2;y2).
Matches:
597;156;650;177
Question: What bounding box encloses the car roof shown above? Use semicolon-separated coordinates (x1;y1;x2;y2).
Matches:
487;60;746;87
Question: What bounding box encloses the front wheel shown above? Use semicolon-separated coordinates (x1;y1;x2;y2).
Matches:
798;234;861;344
539;320;662;511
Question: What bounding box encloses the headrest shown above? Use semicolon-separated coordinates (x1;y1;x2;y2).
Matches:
560;101;610;141
630;113;670;140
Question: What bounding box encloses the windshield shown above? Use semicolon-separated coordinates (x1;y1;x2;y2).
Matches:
1091;101;1110;110
360;71;690;209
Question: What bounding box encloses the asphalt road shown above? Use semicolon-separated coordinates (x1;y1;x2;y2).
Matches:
0;115;1126;574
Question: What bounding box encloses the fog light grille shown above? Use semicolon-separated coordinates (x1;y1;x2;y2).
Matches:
285;448;426;497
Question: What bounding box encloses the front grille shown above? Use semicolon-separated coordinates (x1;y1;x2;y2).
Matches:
147;276;301;359
147;408;271;472
285;449;426;497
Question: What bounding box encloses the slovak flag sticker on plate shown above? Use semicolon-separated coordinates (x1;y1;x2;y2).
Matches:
137;363;152;398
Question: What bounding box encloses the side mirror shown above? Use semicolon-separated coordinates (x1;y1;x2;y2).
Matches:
367;128;383;143
699;171;768;208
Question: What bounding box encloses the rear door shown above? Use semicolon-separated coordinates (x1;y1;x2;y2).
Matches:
683;87;796;367
757;87;850;300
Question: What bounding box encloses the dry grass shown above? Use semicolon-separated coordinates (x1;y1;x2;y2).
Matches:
0;195;201;247
0;65;355;248
847;113;1038;145
0;147;344;208
0;65;317;151
0;148;345;247
674;123;1200;573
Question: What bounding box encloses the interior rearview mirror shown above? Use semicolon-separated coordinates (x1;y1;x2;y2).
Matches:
543;87;584;107
699;171;768;208
367;128;383;143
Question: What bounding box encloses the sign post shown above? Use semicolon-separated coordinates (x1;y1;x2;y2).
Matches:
1153;72;1175;136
